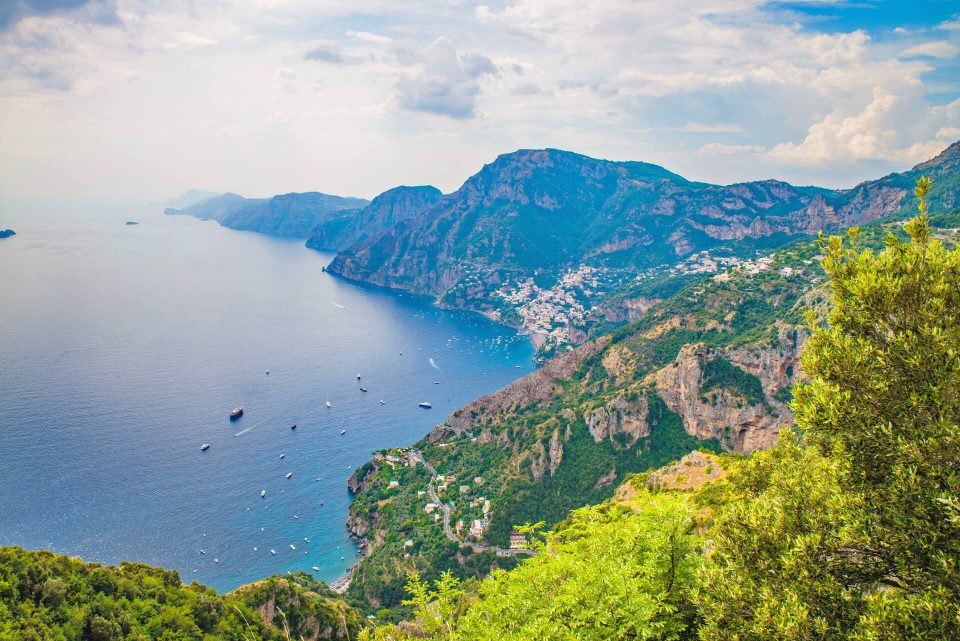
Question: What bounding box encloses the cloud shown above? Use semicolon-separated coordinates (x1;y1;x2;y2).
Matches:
162;32;218;50
0;0;115;30
676;122;745;133
304;41;345;63
393;37;498;119
900;40;959;59
347;30;392;44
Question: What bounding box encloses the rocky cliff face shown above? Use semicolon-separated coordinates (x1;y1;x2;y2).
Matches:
583;393;650;447
654;329;805;453
325;145;948;309
444;337;608;433
307;185;442;251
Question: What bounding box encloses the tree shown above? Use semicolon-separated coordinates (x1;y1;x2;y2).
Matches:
697;177;960;639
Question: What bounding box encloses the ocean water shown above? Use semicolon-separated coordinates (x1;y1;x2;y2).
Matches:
0;201;535;591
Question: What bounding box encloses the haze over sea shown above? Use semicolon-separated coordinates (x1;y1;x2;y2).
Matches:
0;200;535;591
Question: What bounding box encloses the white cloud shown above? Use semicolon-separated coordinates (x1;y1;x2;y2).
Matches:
900;40;959;59
393;37;499;119
347;30;392;44
162;32;218;50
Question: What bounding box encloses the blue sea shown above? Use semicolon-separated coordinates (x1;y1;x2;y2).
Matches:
0;200;535;591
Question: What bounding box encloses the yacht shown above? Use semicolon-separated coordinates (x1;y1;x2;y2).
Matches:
229;406;244;420
418;402;433;409
200;443;210;451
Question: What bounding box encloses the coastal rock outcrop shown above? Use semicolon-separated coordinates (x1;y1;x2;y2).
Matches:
654;332;804;453
445;337;609;432
583;393;650;448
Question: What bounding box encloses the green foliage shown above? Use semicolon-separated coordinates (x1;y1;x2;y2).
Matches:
363;492;701;641
699;355;768;408
0;547;363;641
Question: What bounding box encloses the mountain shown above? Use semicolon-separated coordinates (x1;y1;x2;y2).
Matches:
306;185;443;251
162;188;222;209
165;191;370;238
341;207;960;611
0;546;363;640
328;143;960;347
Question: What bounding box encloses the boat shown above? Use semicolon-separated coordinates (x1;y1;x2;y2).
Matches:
286;472;293;479
229;406;244;420
312;566;320;572
320;500;325;505
200;443;210;451
280;454;285;459
419;402;433;409
339;429;346;435
325;400;332;408
271;549;277;555
260;489;266;498
304;537;310;542
359;387;368;392
291;423;297;430
199;549;206;555
380;400;386;404
289;544;296;550
356;374;361;380
265;369;269;375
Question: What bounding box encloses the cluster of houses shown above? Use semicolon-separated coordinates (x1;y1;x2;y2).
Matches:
497;265;607;343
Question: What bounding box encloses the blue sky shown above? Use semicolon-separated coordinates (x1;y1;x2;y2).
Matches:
0;1;958;201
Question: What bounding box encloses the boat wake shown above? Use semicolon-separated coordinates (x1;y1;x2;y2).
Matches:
234;423;260;437
328;301;345;309
428;357;440;370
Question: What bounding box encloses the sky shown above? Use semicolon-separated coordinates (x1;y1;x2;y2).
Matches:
0;0;959;203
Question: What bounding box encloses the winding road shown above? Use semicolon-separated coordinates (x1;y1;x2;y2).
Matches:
412;450;534;557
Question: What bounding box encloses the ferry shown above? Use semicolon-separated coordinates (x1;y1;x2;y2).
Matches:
200;443;210;451
229;406;244;420
418;402;433;409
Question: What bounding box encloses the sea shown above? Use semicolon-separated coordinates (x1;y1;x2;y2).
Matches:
0;199;535;591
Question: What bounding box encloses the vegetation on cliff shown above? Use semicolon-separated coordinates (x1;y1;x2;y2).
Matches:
356;179;960;639
0;547;363;641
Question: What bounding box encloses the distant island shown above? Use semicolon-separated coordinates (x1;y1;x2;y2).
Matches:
0;229;15;238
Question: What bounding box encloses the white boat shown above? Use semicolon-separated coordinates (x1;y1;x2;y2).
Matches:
360;387;368;392
271;549;277;555
356;373;361;380
265;369;269;375
312;566;320;572
325;401;332;408
286;472;293;479
280;454;285;459
304;537;310;542
339;429;346;435
200;443;210;451
289;544;296;550
380;400;386;405
260;489;266;497
419;402;432;409
230;406;244;420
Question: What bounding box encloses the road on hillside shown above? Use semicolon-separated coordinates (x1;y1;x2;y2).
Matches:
411;450;534;557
